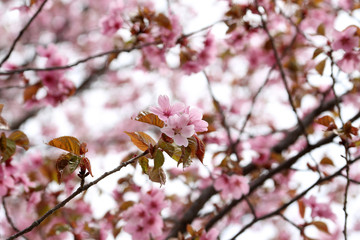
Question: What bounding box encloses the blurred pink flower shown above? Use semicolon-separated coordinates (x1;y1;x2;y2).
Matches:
337;51;360;73
303;196;336;222
332;26;359;52
214;174;249;199
100;7;123;36
200;228;219;240
185;107;208;132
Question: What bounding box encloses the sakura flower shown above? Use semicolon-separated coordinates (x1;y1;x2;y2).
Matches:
160;14;182;48
100;6;123;36
182;32;217;75
150;95;185;121
332;26;359;52
214;174;249;199
336;51;360;73
161;114;195;147
303;196;336;222
185;107;208;132
140;188;167;214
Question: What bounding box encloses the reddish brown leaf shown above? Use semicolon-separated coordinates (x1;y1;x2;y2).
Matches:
315;115;337;129
133;111;165;128
154;13;172;30
194;135;205;163
148;167;166;185
81;157;93;177
315;59;326;75
23;82;42;102
8;130;30;150
48;136;81;155
0;104;9;130
312;221;330;234
80;142;88;155
298;199;305;218
125;131;156;151
320;156;335;166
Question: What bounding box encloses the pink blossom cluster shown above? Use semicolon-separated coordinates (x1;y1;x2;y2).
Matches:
100;5;124;36
34;44;75;106
150;95;208;147
123;188;167;239
181;32;217;75
303;196;336;222
332;26;360;73
214;174;249;200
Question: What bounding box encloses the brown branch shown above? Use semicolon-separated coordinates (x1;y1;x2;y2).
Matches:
204;71;240;161
205;110;360;231
0;41;158;75
229;156;360;239
166;94;346;238
6;151;148;240
2;197;29;240
255;0;310;145
0;0;49;68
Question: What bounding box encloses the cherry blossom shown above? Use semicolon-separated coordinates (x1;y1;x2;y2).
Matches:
332;26;359;52
161;114;195;147
149;95;185;121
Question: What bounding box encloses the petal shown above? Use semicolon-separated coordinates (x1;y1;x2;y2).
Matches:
161;127;175;138
158;95;170;109
181;125;195;138
171;102;185;114
173;134;188;146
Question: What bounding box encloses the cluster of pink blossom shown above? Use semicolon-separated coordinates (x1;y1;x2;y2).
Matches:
332;26;360;73
100;5;124;36
181;32;217;75
214;174;249;200
33;44;75;106
303;196;336;222
150;95;208;147
123;188;167;239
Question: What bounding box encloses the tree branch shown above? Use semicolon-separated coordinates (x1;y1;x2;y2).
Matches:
6;151;148;240
0;0;49;68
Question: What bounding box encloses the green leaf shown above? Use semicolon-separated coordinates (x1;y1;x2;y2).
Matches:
315;59;326;75
154;149;165;169
68;155;81;173
1;138;16;162
139;156;149;173
178;146;192;167
125;131;156;151
133;111;165;128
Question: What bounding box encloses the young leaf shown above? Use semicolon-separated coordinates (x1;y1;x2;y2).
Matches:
148;167;166;185
56;153;72;183
312;221;330;234
298;199;305;219
315;115;337;129
139;156;149;173
80;157;93;177
8;130;30;150
154;149;165;169
0;104;9;130
320;156;334;166
133;111;165;128
68;155;81;173
48;136;81;155
312;48;323;59
315;59;326;75
23;82;42;102
194;135;205;163
154;13;172;30
125;131;156;151
0;137;16;162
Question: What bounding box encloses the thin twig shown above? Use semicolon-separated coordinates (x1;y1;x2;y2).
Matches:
343;146;350;240
204;71;241;162
6;151;148;240
255;0;310;145
0;0;49;68
2;197;29;240
230;156;360;239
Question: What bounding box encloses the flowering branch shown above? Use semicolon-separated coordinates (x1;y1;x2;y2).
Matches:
6;150;148;240
229;155;360;239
